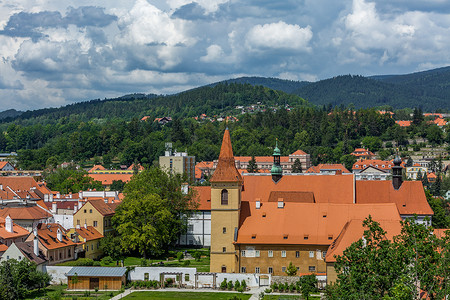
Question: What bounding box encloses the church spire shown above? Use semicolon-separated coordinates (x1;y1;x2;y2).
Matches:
211;129;243;183
271;139;283;183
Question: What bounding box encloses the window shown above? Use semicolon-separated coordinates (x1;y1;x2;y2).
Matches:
144;273;149;280
91;244;94;250
77;220;80;226
309;251;314;258
185;274;189;281
255;250;260;257
221;266;226;273
255;267;260;273
93;221;98;227
68;250;71;257
18;256;21;260
223;247;226;253
322;251;327;259
241;267;246;273
281;250;286;258
223;227;227;234
84;209;87;213
221;189;228;205
59;252;62;259
296;251;300;258
282;266;286;272
188;224;194;232
89;209;92;213
268;267;273;274
309;266;316;272
241;250;246;257
268;250;273;257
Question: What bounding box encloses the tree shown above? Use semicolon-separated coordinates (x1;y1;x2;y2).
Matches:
362;136;382;152
416;169;422;181
412;107;423;126
43;167;103;193
405;157;413;167
110;180;126;192
298;274;318;300
292;158;302;173
246;156;259;173
0;259;51;300
426;125;443;145
422;173;429;188
113;167;197;257
285;262;297;276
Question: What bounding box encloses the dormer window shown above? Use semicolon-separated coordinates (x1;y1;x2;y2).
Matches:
221;189;228;205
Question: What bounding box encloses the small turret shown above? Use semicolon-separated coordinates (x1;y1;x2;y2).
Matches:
271;140;283;183
392;154;403;190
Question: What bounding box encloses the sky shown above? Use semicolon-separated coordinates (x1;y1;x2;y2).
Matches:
1;0;450;111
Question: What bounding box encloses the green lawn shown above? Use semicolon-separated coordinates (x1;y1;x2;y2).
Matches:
263;295;321;300
123;291;251;300
25;284;121;300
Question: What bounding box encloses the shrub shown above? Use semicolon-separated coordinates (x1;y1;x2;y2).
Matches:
227;280;234;290
241;279;247;290
177;252;184;262
271;282;278;291
220;279;227;290
140;258;148;267
192;251;202;261
279;283;285;292
237;286;244;293
264;288;272;293
289;283;295;292
101;256;113;265
165;278;174;287
183;260;191;266
234;280;241;290
93;261;101;266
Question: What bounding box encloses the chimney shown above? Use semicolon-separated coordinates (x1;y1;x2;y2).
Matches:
277;198;284;208
5;215;13;233
33;226;38;237
73;204;78;213
84;221;87;229
255;199;261;209
76;224;80;229
56;192;60;198
33;237;39;256
104;198;108;203
79;191;83;198
56;228;62;242
51;202;57;214
392;155;403;190
181;183;189;195
335;169;342;175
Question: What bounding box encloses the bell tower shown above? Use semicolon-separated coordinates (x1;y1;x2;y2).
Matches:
210;128;243;273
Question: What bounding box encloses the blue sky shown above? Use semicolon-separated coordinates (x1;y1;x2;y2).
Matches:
1;0;450;110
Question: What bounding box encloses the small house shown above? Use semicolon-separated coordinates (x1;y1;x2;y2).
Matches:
67;267;126;290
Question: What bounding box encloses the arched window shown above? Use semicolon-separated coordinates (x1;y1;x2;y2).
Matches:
221;189;228;205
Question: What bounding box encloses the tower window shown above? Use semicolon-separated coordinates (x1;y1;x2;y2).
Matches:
221;189;228;205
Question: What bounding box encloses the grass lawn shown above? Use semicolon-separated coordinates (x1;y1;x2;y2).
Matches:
123;291;251;300
25;284;121;300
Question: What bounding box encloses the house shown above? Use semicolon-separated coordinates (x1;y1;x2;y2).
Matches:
67;266;126;290
67;226;103;260
395;120;412;127
159;151;196;182
0;216;29;246
350;148;375;160
0;241;47;271
154;117;172;125
195;161;214;181
26;223;76;265
0;161;15;171
0;204;54;231
406;164;428;180
305;164;350;175
73;200;119;236
355;165;390;181
178;186;211;247
0;176;53;202
352;159;405;174
208;129;432;280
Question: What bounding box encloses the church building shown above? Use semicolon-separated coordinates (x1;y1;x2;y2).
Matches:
209;129;433;279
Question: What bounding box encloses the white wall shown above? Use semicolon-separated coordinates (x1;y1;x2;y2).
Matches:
54;214;73;230
44;266;73;284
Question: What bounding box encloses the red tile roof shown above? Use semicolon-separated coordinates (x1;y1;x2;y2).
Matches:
291;150;307;156
0;243;8;252
88;173;133;186
241;174;355;204
325;219;402;262
35;223;76;250
355;181;433;215
88;165;106;172
82;199;117;216
305;164;350;174
0;216;29;240
0;161;14;170
191;186;211;210
433;118;447;127
0;205;53;220
396;120;412;127
353;159;395;171
210;129;243;183
75;226;103;241
236;202;400;245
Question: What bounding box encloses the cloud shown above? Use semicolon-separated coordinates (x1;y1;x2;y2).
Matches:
200;45;224;62
246;21;313;52
64;6;117;27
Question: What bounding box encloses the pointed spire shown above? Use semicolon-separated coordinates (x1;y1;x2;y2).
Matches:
211;129;243;183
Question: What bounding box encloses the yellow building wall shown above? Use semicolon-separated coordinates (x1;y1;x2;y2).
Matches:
73;202;106;235
326;263;338;285
210;182;241;273
84;239;103;260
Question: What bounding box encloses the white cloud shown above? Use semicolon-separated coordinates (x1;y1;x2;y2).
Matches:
166;0;228;13
200;44;224;62
245;21;313;52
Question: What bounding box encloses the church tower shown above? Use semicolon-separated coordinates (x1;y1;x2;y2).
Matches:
210;128;243;273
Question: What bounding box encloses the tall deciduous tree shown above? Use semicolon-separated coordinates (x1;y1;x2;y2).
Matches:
113;167;197;257
292;158;302;173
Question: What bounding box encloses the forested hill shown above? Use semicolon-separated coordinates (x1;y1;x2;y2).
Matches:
3;84;307;125
210;76;310;94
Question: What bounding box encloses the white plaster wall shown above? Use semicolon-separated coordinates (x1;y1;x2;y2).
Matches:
130;267;197;286
54;214;73;230
44;266;73;284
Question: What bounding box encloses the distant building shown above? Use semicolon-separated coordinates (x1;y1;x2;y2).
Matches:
305;164;350;175
87;164;143;189
73;200;119;236
355;166;390;181
396;120;412;127
159;148;195;182
350;148;375;160
406;164;428;180
154;117;172;125
1;241;47;272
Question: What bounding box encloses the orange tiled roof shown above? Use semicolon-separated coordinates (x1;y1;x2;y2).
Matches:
236;202;400;245
210;129;243;183
305;164;351;174
0;177;52;200
0;161;14;170
88;173;133;186
427;172;437;179
75;226;103;241
191;186;211;210
433;118;447;126
356;180;433;215
325;219;402;262
127;164;144;171
141;116;150;121
0;205;53;220
353;159;395;171
0;243;8;252
235;156;290;163
396;120;412;127
434;228;449;239
88;165;106;172
83;199;117;216
290;150;307;156
241;174;354;204
424;113;443;118
238;169;271;174
35;223;76;250
0;216;29;240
